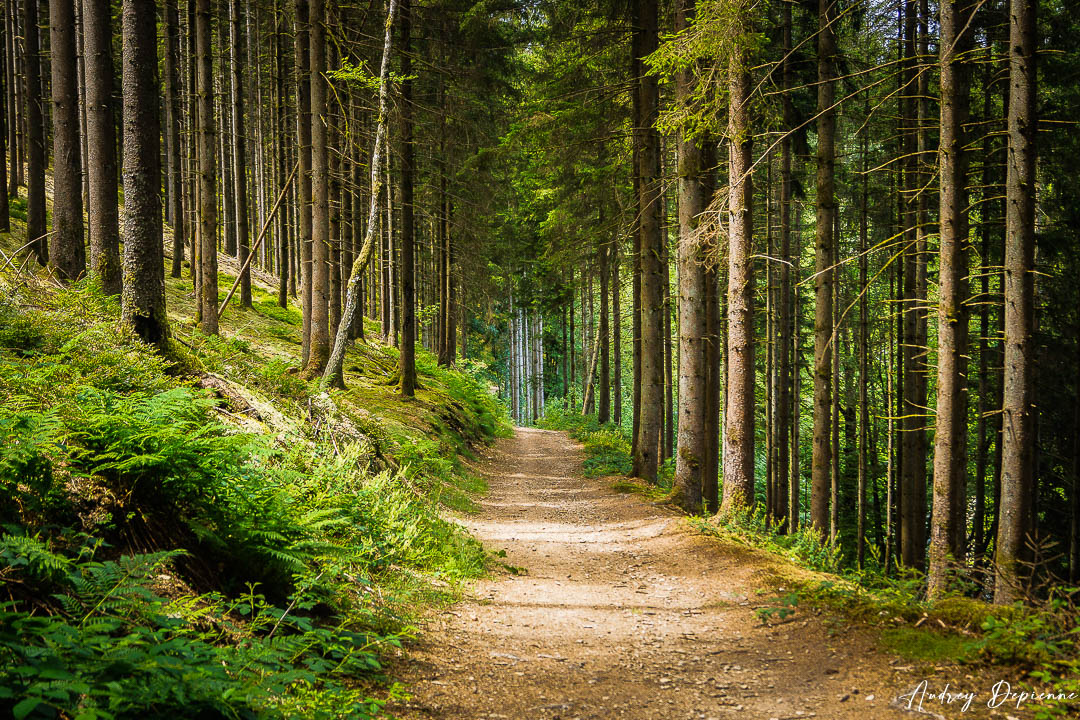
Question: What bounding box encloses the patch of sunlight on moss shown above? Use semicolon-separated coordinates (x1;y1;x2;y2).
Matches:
880;627;973;663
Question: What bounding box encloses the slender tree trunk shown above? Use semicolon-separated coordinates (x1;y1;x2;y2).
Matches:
994;0;1037;604
928;0;974;598
4;0;16;198
857;130;870;566
613;238;623;425
722;29;754;512
23;0;44;263
304;0;329;373
598;232;611;423
120;0;166;350
671;0;708;514
811;0;836;533
229;0;251;309
295;0;312;362
328;111;341;339
321;0;398;389
779;0;794;532
631;0;663;484
397;0;416;395
49;0;84;281
164;0;184;279
195;0;218;333
82;0;119;293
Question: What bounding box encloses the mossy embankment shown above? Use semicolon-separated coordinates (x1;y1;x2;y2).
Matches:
0;219;510;719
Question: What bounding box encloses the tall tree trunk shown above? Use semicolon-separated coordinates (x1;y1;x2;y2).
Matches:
857;129;870;565
810;0;836;533
164;0;184;279
230;0;251;308
398;0;415;395
928;0;974;599
671;0;708;513
195;0;218;334
83;0;119;294
304;0;329;373
23;0;44;264
598;232;611;423
295;0;312;362
119;0;166;350
994;0;1037;604
397;0;412;395
0;12;8;231
4;0;16;198
779;0;794;532
722;28;754;512
631;0;663;484
613;237;623;425
49;0;84;281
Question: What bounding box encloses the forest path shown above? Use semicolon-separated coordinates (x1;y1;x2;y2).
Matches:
393;427;916;720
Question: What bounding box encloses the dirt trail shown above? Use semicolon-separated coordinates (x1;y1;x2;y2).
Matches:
393;428;929;719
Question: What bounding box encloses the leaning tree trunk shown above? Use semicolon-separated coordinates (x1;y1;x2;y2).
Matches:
119;0;166;350
83;0;120;294
995;0;1037;605
928;0;974;599
49;0;85;281
321;0;399;389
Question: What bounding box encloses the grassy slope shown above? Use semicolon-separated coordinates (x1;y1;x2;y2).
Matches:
0;206;510;719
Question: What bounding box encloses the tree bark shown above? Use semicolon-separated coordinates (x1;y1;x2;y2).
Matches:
230;0;251;308
49;0;84;281
671;0;708;514
82;0;119;294
119;0;166;350
722;29;755;512
928;0;974;599
399;0;416;396
995;0;1037;604
810;0;836;534
195;0;218;334
23;0;44;264
164;0;184;279
304;0;329;374
631;0;663;484
295;0;312;363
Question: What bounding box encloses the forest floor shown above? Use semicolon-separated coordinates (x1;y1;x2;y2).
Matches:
391;427;1034;720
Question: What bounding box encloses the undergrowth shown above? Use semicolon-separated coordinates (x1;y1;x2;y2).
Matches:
696;506;1080;719
0;277;505;719
537;403;673;488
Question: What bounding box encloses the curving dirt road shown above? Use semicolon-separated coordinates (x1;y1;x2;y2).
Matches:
394;427;922;720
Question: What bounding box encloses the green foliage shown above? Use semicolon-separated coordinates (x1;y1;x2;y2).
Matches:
0;533;400;720
699;505;845;575
0;270;503;718
538;405;633;478
754;590;800;623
